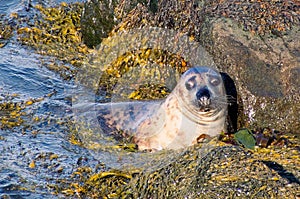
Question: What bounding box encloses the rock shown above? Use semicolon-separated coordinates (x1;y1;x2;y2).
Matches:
122;145;300;198
80;0;154;48
199;18;300;132
80;0;299;133
80;0;118;48
74;2;300;198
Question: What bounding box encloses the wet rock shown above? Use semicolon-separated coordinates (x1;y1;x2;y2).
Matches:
199;18;300;132
75;137;300;198
80;0;300;133
80;0;154;48
80;0;118;48
203;0;299;35
122;145;300;198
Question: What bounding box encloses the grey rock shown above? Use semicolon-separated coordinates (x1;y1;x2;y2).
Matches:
80;0;300;132
200;18;300;132
81;0;154;48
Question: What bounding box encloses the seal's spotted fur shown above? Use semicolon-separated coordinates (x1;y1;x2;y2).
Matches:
96;66;227;150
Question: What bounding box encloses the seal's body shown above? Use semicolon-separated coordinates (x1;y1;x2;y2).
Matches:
95;66;227;150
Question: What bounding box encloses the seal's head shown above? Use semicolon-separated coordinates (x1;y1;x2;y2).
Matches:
174;66;227;121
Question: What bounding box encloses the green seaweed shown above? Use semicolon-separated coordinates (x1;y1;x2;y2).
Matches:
234;128;256;150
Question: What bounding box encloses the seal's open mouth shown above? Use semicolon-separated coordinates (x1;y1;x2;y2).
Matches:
197;98;211;112
196;87;211;112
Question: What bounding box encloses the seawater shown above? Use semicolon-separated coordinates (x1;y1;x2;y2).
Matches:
0;1;91;198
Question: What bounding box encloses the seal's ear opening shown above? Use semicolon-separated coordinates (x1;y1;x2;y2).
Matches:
220;72;238;134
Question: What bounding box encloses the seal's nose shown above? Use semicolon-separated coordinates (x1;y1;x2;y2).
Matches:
196;86;210;100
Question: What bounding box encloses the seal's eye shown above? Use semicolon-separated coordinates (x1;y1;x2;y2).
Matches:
209;77;220;86
185;76;197;90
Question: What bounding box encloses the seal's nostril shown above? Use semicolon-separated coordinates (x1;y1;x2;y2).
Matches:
196;87;210;100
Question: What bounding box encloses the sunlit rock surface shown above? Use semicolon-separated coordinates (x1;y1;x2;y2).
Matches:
81;0;300;133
